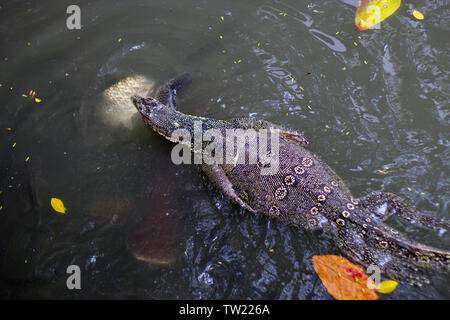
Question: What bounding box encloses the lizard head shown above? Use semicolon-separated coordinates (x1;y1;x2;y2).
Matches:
131;95;164;120
132;95;175;138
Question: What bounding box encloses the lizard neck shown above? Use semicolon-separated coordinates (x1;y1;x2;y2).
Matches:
142;107;227;144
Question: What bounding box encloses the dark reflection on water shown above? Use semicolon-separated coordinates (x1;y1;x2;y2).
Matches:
0;0;449;299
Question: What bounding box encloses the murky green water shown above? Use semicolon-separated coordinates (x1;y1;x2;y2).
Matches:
1;0;449;299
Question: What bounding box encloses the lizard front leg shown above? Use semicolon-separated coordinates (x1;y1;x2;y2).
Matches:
201;164;257;213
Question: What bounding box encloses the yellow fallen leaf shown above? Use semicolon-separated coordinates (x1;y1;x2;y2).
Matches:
35;98;41;103
51;198;67;214
376;280;398;293
413;10;424;20
355;0;401;31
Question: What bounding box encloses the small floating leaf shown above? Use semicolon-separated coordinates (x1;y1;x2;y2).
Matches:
376;280;398;293
51;198;67;214
413;10;424;20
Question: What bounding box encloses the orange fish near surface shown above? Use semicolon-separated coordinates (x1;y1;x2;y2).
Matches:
355;0;401;30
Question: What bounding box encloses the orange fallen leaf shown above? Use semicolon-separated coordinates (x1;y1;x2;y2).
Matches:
311;255;378;300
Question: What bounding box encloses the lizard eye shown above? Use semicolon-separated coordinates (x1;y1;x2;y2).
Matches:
144;98;158;107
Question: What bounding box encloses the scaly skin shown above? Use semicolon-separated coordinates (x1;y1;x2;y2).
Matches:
132;73;450;286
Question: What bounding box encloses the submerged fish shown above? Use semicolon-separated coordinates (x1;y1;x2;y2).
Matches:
101;75;155;130
101;75;180;264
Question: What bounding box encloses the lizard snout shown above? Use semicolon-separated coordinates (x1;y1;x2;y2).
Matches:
131;95;142;108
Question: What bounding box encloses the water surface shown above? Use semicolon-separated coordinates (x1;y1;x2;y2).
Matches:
0;0;449;299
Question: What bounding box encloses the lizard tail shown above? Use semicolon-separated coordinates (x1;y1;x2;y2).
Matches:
336;208;450;286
